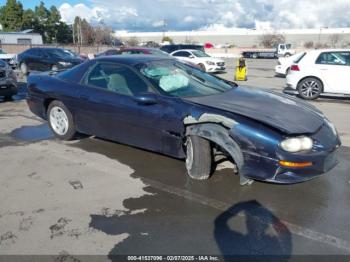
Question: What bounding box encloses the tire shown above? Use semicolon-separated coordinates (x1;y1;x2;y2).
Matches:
185;135;212;180
20;62;28;75
51;64;58;71
47;100;76;140
198;63;206;72
284;53;291;57
3;95;13;101
252;53;258;59
297;77;323;100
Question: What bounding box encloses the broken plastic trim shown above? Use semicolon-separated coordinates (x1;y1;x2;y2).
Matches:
183;113;237;129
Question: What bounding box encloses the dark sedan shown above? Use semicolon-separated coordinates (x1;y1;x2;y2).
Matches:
0;59;18;100
26;56;341;185
17;47;84;75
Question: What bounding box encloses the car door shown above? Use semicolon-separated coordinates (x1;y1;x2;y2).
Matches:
172;51;193;63
74;62;184;154
315;51;350;94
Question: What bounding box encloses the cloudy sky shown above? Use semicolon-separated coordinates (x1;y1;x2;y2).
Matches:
3;0;350;31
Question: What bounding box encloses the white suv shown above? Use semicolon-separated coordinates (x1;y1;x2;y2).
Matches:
285;49;350;100
170;49;225;73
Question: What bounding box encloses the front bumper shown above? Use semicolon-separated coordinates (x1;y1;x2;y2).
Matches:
207;64;226;73
0;77;18;96
242;145;340;184
238;122;342;184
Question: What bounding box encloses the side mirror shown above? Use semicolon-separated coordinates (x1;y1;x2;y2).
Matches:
189;55;195;59
133;93;158;105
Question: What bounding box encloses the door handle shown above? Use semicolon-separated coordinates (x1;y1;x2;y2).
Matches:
320;68;328;71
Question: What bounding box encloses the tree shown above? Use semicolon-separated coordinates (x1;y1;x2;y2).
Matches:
329;34;342;48
125;37;139;47
94;25;113;45
304;41;314;48
47;6;61;43
259;33;286;48
0;0;24;31
22;9;39;31
162;36;173;43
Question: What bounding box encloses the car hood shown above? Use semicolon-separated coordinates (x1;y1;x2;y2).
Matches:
185;86;325;134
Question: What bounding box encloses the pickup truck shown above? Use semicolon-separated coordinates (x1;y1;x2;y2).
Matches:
242;43;296;59
0;49;16;68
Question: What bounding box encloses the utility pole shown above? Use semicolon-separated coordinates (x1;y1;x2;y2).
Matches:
72;23;75;45
162;19;167;40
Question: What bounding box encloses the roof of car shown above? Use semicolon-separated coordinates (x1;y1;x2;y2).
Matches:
95;55;173;65
172;49;202;53
121;47;160;51
308;48;350;53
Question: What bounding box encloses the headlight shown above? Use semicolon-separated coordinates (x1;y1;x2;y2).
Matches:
58;61;72;66
280;136;313;153
206;61;215;65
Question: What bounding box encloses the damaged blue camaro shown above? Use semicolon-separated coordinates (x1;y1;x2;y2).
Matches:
26;56;341;185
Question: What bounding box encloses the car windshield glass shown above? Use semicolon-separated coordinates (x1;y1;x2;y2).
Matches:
49;49;76;58
0;50;5;54
192;50;210;57
0;60;6;67
136;60;234;98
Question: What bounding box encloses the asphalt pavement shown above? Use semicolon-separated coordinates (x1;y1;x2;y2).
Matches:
0;59;350;260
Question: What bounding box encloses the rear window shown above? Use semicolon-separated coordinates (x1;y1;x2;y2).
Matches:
294;52;306;63
56;60;94;83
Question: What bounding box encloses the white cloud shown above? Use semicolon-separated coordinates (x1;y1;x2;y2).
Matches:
59;0;350;30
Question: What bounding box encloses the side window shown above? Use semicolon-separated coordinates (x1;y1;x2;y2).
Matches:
173;51;190;57
316;52;349;66
84;63;150;96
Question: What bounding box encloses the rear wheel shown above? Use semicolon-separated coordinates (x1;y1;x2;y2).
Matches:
3;95;13;101
47;100;76;140
252;53;258;59
297;77;323;100
185;135;212;180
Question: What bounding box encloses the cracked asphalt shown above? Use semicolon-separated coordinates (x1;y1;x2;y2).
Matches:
0;59;349;260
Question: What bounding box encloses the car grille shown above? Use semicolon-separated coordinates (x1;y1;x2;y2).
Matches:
0;70;5;78
217;62;225;66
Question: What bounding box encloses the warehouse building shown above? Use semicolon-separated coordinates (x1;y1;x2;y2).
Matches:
0;31;43;45
115;27;350;48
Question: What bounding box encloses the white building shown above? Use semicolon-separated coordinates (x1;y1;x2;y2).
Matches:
0;32;43;45
115;27;350;48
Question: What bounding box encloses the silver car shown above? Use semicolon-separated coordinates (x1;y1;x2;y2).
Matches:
0;59;18;100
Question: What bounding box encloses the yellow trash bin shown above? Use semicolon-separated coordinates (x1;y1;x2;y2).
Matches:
234;57;247;81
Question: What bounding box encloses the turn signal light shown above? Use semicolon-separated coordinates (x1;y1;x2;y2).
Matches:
279;161;313;168
290;65;300;71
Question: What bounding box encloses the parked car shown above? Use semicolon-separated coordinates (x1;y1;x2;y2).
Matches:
26;55;340;185
275;52;306;77
120;47;169;57
0;49;16;68
17;47;84;75
160;44;204;54
285;49;350;100
0;59;18;100
95;49;121;57
170;49;225;73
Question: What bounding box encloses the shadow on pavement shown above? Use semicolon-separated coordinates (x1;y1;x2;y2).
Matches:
214;200;292;261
